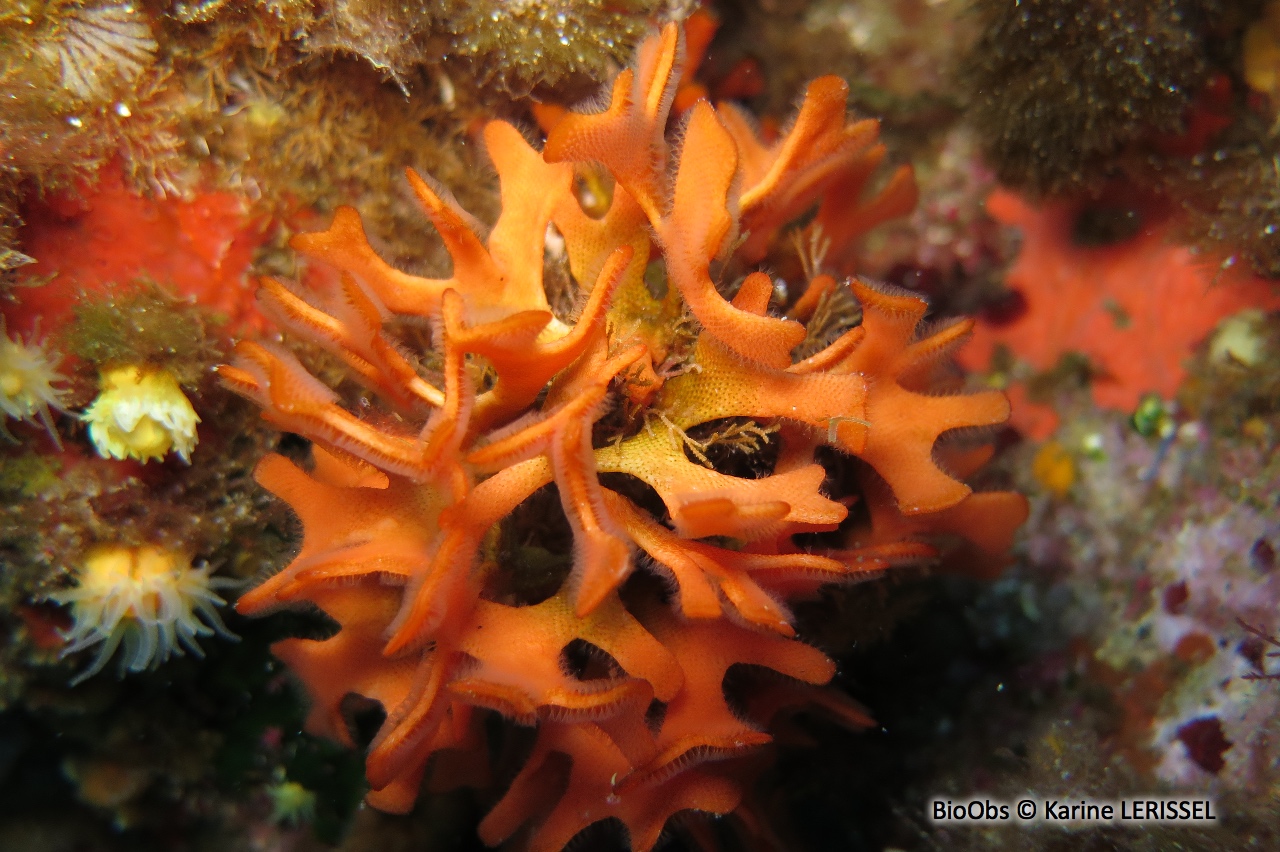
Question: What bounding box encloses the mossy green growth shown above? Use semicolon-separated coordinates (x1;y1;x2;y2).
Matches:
1163;117;1280;279
445;0;662;95
63;283;224;388
962;0;1209;194
0;451;60;498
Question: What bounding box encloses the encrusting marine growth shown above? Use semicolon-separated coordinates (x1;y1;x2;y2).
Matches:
221;24;1027;849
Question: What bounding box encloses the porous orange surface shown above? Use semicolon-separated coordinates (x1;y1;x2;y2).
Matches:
224;25;1026;849
961;189;1280;437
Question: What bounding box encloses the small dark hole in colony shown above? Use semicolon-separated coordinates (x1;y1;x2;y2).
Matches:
277;431;312;462
792;446;871;551
340;693;387;750
488;484;574;606
645;699;667;733
560;639;624;682
273;606;341;643
591;394;641;447
597;472;669;525
813;443;869;497
644;258;669;300
564;817;630;852
681;417;780;479
720;663;784;726
1071;205;1142;247
619;568;676;612
721;664;753;723
544;225;579;324
533;382;552;410
793;280;862;361
476;360;497;393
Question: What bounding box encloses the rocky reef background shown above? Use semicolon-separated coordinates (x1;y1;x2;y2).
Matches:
1;1;1278;850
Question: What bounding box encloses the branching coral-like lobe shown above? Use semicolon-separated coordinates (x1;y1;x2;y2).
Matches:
477;600;830;852
761;541;939;599
257;273;444;411
551;410;634;616
746;680;875;745
838;280;1011;513
660;281;869;450
816;162;918;273
463;244;633;431
619;609;833;796
543;24;681;225
289;205;445;319
292;120;573;325
481;121;577;316
219;342;444;481
467;330;645;616
605;489;851;635
658;102;806;368
235;450;441;610
365;648;458;797
716;77;917;269
414;291;478;480
234;448;458;812
479;721;741;852
232;454;459;810
597;427;845;540
269;583;416;747
222;20;1025;845
545;23;804;368
367;698;481;813
671;8;719;113
721;78;875;262
551;183;663;352
384;457;553;657
851;447;1029;579
449;589;682;724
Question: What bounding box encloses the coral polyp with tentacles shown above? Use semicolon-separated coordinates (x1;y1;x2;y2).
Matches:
0;320;70;445
52;544;236;686
221;24;1027;849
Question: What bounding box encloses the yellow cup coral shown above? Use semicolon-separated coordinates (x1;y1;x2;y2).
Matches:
52;545;235;685
0;320;69;445
83;366;200;462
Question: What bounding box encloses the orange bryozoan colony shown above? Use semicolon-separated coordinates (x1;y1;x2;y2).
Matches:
221;25;1027;851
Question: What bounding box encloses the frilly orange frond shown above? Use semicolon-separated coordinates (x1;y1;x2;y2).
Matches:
222;20;1023;850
